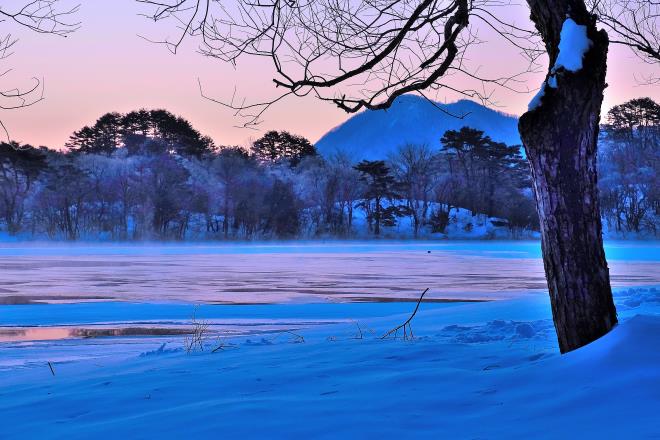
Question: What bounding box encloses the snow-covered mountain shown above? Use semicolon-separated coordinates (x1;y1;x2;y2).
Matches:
315;95;521;160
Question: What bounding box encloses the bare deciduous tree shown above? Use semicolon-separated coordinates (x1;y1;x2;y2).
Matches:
137;0;542;125
389;143;437;238
137;0;651;352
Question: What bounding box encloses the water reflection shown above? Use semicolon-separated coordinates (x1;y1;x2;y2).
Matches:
0;320;337;342
0;326;193;342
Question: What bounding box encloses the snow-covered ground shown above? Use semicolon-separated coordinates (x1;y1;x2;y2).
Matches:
0;242;658;438
342;206;540;239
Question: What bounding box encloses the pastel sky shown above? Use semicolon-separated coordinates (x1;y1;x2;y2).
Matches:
3;0;658;149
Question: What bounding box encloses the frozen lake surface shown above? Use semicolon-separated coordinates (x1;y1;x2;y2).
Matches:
0;241;658;437
0;241;658;304
0;240;657;351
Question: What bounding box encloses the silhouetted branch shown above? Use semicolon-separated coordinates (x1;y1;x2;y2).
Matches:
184;306;210;353
591;0;659;64
381;288;429;340
0;1;80;141
138;0;541;127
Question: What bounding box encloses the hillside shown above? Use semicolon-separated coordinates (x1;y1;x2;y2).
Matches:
315;95;521;160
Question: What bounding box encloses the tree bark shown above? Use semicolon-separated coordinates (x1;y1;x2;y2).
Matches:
520;0;618;353
374;196;381;236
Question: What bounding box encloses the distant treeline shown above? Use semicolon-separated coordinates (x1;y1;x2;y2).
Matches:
598;98;659;235
0;98;657;240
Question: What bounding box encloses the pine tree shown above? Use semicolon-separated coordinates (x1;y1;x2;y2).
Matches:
252;131;316;166
354;160;397;235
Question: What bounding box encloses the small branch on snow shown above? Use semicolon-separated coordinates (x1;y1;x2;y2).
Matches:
284;331;305;343
184;306;209;353
381;288;430;340
352;320;363;340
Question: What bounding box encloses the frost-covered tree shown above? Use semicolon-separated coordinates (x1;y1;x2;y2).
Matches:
332;154;363;234
264;179;300;237
389;144;437;238
147;154;191;238
36;157;90;240
212;147;255;237
293;156;335;235
599;98;659;235
0;142;46;233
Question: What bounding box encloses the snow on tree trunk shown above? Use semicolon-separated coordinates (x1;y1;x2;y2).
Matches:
519;0;618;353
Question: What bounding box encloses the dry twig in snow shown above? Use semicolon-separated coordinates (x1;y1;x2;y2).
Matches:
381;288;430;340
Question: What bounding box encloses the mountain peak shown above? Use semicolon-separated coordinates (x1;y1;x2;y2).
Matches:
315;95;521;161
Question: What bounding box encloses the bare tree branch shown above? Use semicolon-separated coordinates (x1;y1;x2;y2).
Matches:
591;0;659;64
138;0;542;127
0;1;80;141
0;1;80;36
381;288;429;340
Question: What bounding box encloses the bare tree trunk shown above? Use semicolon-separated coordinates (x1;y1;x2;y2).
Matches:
520;0;617;353
223;197;230;238
374;197;381;236
348;204;353;232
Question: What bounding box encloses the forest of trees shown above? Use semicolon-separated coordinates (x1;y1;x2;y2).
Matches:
0;99;657;241
599;98;660;235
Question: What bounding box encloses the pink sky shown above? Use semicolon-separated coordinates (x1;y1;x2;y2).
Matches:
3;0;658;149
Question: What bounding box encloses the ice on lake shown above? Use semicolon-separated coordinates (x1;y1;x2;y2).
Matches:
0;241;658;305
0;240;657;359
1;241;659;438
